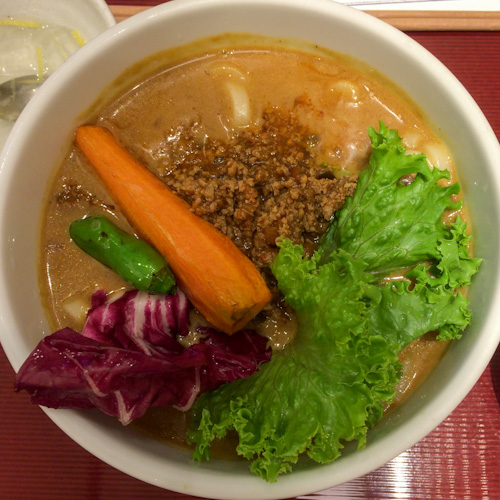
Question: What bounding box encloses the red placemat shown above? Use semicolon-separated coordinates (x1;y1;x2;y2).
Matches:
0;5;499;500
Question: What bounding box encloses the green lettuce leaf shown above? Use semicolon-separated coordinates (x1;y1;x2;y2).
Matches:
318;122;461;273
187;122;480;481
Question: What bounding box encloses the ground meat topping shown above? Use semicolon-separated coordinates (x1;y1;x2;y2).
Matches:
155;109;358;272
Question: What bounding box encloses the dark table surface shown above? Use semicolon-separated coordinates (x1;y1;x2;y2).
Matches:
1;2;499;499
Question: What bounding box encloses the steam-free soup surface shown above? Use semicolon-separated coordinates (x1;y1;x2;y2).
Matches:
40;34;457;448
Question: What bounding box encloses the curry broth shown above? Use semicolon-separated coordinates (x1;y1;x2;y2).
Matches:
40;34;464;450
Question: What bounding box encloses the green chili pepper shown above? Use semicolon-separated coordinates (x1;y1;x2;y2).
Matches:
69;216;176;294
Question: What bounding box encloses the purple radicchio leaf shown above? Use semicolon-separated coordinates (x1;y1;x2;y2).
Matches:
81;289;190;354
15;290;271;425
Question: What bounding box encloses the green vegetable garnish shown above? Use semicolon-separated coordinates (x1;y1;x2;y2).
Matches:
187;122;481;481
69;216;176;294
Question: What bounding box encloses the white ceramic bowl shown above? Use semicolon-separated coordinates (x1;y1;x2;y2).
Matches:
0;0;115;31
1;1;499;499
0;0;116;151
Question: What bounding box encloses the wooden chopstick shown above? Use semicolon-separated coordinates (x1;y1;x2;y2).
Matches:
108;5;500;31
374;10;500;31
110;5;146;23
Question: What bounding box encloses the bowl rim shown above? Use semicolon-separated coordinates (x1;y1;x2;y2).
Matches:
0;0;499;498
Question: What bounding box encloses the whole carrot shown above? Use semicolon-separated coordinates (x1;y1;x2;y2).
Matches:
75;125;271;334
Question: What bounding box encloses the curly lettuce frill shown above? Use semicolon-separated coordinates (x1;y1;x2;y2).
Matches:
187;122;481;482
